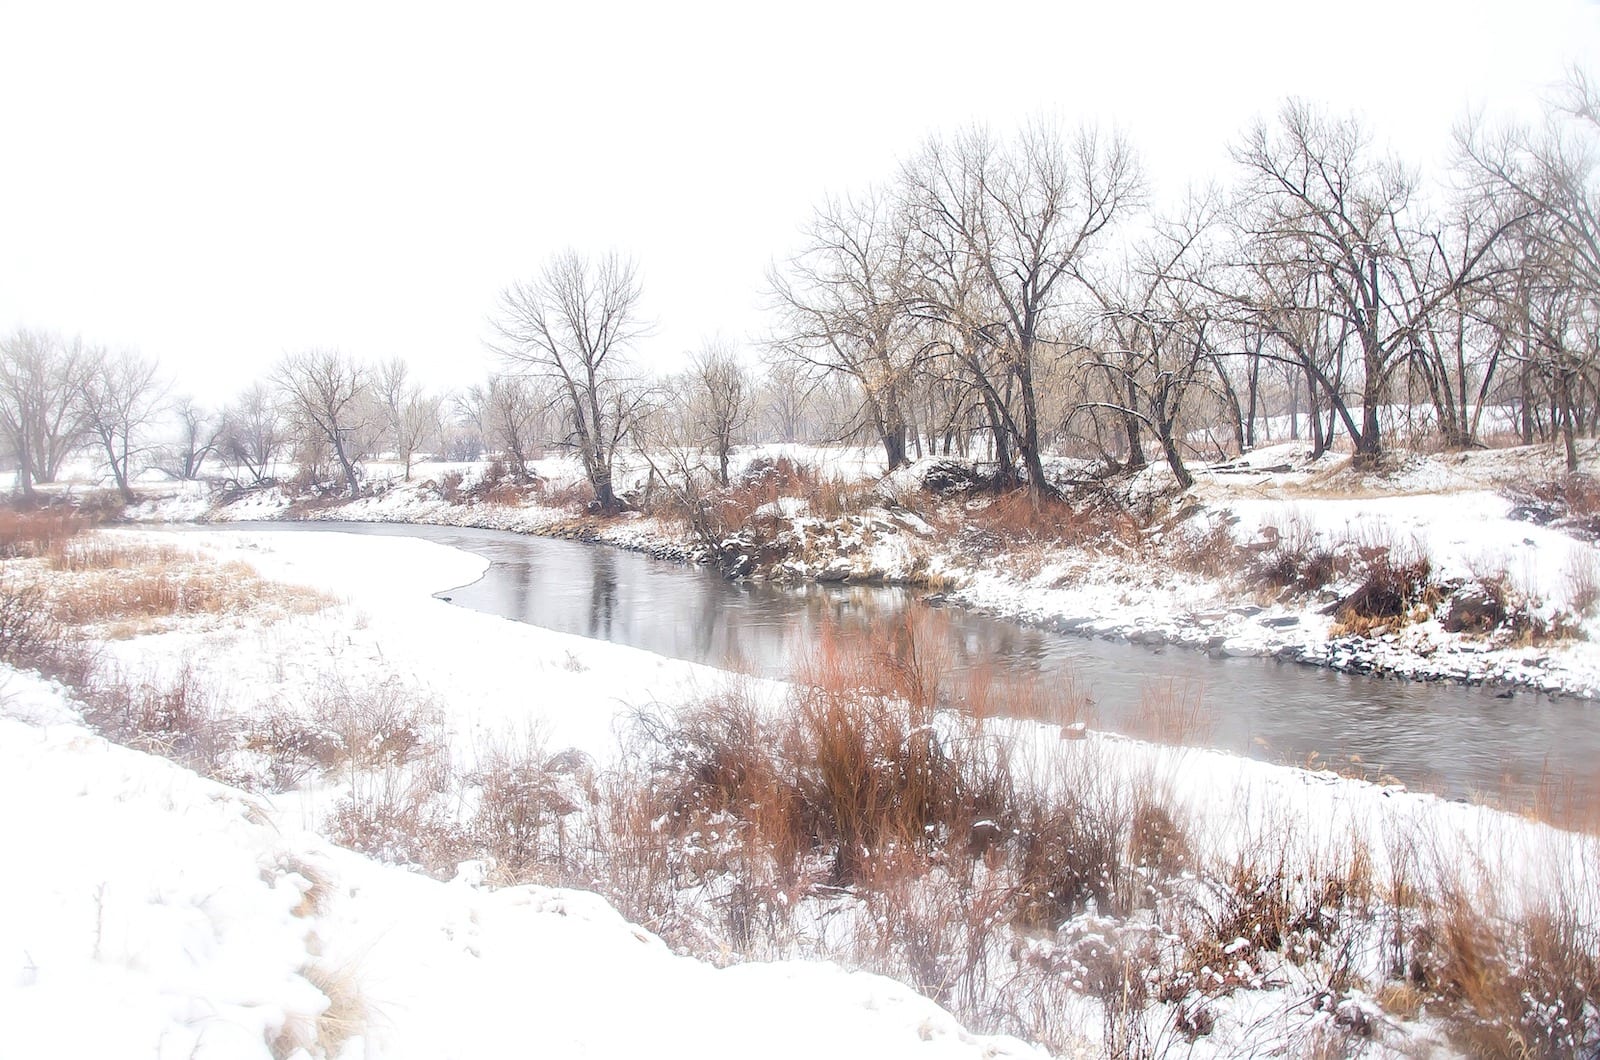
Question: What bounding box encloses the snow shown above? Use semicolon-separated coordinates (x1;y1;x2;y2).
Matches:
6;522;1596;1056
0;662;1042;1059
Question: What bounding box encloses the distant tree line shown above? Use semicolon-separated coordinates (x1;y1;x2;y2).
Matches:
3;76;1597;505
767;73;1600;491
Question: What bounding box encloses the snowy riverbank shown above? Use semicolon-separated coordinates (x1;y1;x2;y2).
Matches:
5;525;1596;1056
129;441;1600;699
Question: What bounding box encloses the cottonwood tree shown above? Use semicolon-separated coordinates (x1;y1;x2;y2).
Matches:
1081;192;1224;489
491;250;649;512
688;340;753;485
0;329;95;498
376;358;442;481
1461;72;1600;300
756;357;816;444
221;383;285;486
273;350;369;496
768;190;921;470
901;122;1143;495
1233;101;1517;465
75;348;166;502
165;397;224;480
1459;71;1600;467
460;373;549;481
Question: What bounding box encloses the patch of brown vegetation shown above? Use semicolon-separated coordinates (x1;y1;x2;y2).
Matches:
37;534;329;635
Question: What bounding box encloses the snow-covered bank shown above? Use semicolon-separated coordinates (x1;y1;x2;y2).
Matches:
7;525;1597;1057
129;440;1600;699
0;669;1043;1060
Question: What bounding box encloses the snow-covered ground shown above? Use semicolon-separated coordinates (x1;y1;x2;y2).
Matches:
0;530;1046;1060
6;525;1596;1056
944;443;1600;697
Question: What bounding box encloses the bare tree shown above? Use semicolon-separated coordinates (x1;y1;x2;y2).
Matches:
769;190;921;470
1233;101;1517;465
166;396;224;480
1081;191;1224;489
901;122;1143;495
756;357;816;444
375;358;441;481
490;250;648;512
460;373;550;481
688;339;754;485
221;383;285;486
75;348;166;502
272;350;369;496
0;329;96;498
1459;70;1600;467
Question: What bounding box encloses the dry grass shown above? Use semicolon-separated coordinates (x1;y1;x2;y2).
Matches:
466;734;596;883
648;456;874;544
319;679;462;872
34;534;330;635
0;570;83;680
1504;473;1600;541
81;665;233;776
1564;550;1600;617
1415;873;1600;1058
1127;679;1214;747
935;488;1142;557
1330;535;1438;636
1241;516;1345;595
1478;762;1600;837
959;662;1094;728
0;507;86;559
273;960;367;1060
535;476;597;511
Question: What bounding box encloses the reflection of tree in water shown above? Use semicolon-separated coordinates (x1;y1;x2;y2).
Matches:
508;559;534;621
586;550;618;639
689;582;722;662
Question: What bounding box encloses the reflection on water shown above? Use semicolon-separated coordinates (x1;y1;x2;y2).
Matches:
232;521;1595;801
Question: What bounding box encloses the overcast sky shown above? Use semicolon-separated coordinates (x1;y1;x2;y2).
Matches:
2;0;1597;405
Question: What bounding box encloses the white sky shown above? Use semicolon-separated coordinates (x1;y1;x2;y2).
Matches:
2;0;1597;405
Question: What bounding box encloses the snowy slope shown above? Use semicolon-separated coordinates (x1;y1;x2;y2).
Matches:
0;669;1042;1060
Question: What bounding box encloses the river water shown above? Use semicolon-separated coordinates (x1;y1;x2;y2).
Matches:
236;521;1595;800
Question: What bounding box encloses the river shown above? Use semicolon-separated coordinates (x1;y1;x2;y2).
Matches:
235;521;1594;801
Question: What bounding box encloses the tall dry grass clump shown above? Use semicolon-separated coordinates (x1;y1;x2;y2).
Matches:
0;507;86;559
308;676;464;871
1412;865;1600;1058
80;664;234;776
1128;679;1214;747
41;535;330;633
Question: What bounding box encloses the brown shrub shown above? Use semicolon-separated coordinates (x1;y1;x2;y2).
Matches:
1245;519;1344;594
466;737;595;882
1168;515;1242;581
1505;473;1600;540
537;477;596;510
1333;543;1437;634
241;707;344;792
82;665;233;776
321;680;458;873
1564;550;1600;618
0;571;67;674
954;489;1140;552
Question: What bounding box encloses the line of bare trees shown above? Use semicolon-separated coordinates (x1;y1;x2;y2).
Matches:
0;312;787;511
5;79;1596;506
767;77;1600;488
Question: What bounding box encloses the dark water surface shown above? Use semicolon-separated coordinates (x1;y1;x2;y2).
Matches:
230;521;1596;800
